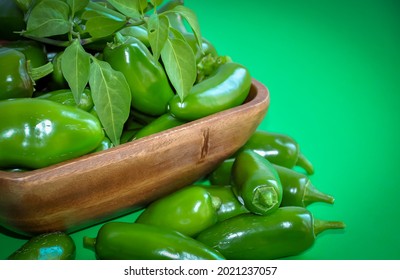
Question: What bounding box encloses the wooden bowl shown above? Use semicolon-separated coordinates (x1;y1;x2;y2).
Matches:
0;79;270;236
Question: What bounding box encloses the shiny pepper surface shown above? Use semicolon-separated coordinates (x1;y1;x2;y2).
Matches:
168;62;252;121
0;48;33;100
0;98;104;170
196;206;345;260
136;186;221;236
104;34;174;116
83;222;225;260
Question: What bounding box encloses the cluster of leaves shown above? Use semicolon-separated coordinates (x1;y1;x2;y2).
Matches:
17;0;202;146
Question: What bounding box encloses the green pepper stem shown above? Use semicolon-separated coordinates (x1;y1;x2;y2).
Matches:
83;236;96;252
29;62;54;82
211;195;222;211
252;186;279;214
303;181;335;207
296;153;314;175
314;219;346;236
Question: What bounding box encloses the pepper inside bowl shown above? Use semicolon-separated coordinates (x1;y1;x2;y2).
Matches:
0;79;269;236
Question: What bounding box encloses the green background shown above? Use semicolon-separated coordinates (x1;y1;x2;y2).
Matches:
1;0;399;260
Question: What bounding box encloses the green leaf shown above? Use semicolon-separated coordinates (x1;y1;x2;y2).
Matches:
61;40;91;104
89;58;131;146
85;14;127;38
161;28;196;101
150;0;164;8
24;0;71;37
148;14;169;61
166;5;202;48
67;0;89;14
107;0;146;18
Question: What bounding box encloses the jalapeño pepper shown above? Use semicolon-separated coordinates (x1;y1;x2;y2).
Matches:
133;113;186;140
136;185;221;236
196;206;345;260
236;130;314;174
231;150;283;216
104;34;175;116
0;98;104;170
8;232;76;260
168;62;252;121
83;222;225;260
36;88;94;112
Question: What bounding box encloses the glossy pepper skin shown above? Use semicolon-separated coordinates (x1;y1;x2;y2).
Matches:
168;62;252;121
104;34;175;116
83;222;225;260
136;186;221;237
0;40;48;68
0;0;25;40
133;113;186;140
0;98;104;170
8;232;76;260
200;185;249;222
231;150;283;216
36;88;94;112
0;48;33;100
196;206;345;260
236;130;314;174
273;165;334;207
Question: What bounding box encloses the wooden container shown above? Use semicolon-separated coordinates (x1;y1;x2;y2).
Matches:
0;79;270;236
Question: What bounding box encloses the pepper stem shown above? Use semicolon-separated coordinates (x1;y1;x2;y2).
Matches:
210;195;222;211
303;181;335;207
252;186;279;214
313;219;346;236
83;236;97;252
29;61;54;82
296;153;314;175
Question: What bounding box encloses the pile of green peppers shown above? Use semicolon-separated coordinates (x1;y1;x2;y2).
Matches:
1;0;345;260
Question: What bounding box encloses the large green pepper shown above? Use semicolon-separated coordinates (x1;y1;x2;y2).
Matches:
196;206;345;260
0;98;104;170
8;232;76;260
0;48;34;100
136;185;221;236
231;149;283;216
235;130;314;174
133;113;186;140
168;62;252;121
104;34;175;116
200;185;249;222
83;222;225;260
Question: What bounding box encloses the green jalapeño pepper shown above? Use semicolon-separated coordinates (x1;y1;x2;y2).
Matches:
200;185;249;222
8;232;76;260
133;113;186;140
0;0;25;40
83;222;225;260
273;165;334;207
0;40;48;68
104;34;175;116
0;98;104;170
231;150;283;216
36;88;94;112
236;130;314;174
168;62;252;121
136;185;221;237
196;206;345;260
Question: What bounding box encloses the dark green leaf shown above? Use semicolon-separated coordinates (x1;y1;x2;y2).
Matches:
148;14;169;61
67;0;89;14
107;0;143;18
61;40;91;104
161;28;196;101
24;0;71;37
85;14;126;38
89;58;131;146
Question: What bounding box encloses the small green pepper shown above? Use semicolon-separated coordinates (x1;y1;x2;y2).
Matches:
0;98;104;170
133;113;186;140
236;130;314;174
136;185;221;236
36;88;94;112
273;165;334;207
208;158;235;186
0;0;25;40
0;40;48;68
47;51;68;90
200;185;249;222
231;150;283;216
104;34;175;116
196;206;345;260
83;222;225;260
168;62;252;121
8;232;76;260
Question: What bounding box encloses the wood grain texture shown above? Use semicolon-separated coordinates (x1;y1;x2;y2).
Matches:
0;79;270;236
